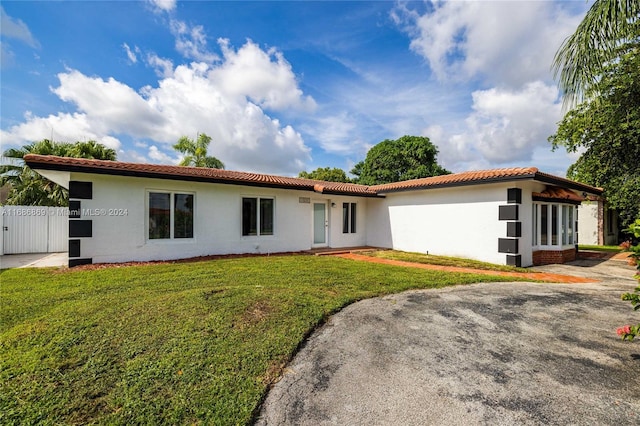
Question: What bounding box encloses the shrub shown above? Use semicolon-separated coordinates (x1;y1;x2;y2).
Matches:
618;218;640;341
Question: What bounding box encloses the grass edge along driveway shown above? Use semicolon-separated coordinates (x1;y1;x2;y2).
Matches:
1;255;537;425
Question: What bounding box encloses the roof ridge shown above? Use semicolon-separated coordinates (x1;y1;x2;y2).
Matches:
369;166;540;191
23;155;601;196
23;154;380;196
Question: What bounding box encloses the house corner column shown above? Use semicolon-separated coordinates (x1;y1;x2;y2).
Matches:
68;181;93;267
498;188;522;267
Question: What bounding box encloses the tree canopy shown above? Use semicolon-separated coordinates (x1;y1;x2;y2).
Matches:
173;133;224;169
298;167;351;182
549;41;640;226
0;140;117;206
552;0;639;106
351;135;449;185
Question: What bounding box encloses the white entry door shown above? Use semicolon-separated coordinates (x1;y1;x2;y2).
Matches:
312;202;328;247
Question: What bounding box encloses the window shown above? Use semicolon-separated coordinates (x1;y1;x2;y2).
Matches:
568;205;574;244
243;197;274;236
532;204;538;246
540;204;548;245
561;205;576;245
174;194;194;238
342;202;356;233
533;202;576;247
551;205;558;245
148;192;194;240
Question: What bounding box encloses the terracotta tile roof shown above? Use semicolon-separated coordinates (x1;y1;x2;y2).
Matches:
371;167;602;195
532;186;585;203
24;155;603;197
370;167;540;192
23;154;380;197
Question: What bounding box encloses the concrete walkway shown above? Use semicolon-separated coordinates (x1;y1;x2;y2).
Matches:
0;252;67;269
258;259;639;425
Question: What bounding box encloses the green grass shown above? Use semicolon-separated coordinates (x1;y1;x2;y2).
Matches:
578;244;622;252
359;249;536;273
0;255;524;425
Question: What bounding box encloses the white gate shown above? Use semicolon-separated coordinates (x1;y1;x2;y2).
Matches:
1;206;68;254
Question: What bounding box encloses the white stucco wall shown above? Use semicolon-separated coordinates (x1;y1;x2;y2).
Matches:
578;202;599;245
70;173;367;263
366;182;530;265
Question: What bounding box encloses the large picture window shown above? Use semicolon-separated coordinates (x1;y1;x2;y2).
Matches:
342;202;357;233
533;202;576;248
242;197;274;236
148;192;194;240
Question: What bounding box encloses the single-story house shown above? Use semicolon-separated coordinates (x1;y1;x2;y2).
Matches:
24;154;602;268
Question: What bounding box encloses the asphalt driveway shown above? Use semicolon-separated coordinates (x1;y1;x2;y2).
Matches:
257;259;640;425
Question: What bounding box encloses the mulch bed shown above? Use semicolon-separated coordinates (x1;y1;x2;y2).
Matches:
63;251;307;271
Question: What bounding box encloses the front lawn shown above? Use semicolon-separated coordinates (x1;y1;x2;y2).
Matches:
578;244;622;253
1;255;519;425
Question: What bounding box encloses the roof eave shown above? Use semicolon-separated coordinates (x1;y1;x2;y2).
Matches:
533;172;602;195
532;195;583;205
26;158;384;198
374;173;537;194
319;189;383;198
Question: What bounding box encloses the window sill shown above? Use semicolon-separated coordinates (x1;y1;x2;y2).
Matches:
146;238;196;244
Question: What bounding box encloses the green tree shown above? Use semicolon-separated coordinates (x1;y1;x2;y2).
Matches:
552;0;639;106
549;41;640;226
298;167;351;182
0;139;117;206
173;133;224;169
69;140;118;160
350;135;449;185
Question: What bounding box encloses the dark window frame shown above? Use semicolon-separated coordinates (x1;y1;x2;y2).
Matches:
242;196;275;237
342;202;357;234
148;191;194;240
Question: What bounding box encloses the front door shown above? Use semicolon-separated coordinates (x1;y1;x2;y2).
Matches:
312;202;328;247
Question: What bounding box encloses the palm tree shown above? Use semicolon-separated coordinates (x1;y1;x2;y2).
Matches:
0;139;116;206
173;133;225;169
69;140;117;160
553;0;639;107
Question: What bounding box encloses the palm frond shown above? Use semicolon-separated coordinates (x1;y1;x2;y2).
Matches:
553;0;640;108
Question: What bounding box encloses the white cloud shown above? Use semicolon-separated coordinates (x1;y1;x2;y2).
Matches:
169;19;218;63
0;111;121;151
385;1;589;173
145;53;174;78
118;149;148;164
211;39;316;112
470;82;563;162
123;43;138;64
431;81;563;170
301;112;371;156
148;145;177;164
53;69;165;137
0;6;39;48
1;41;314;174
147;0;176;13
395;1;582;87
147;0;216;63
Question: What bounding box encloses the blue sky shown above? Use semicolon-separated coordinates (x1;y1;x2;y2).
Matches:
1;0;592;177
